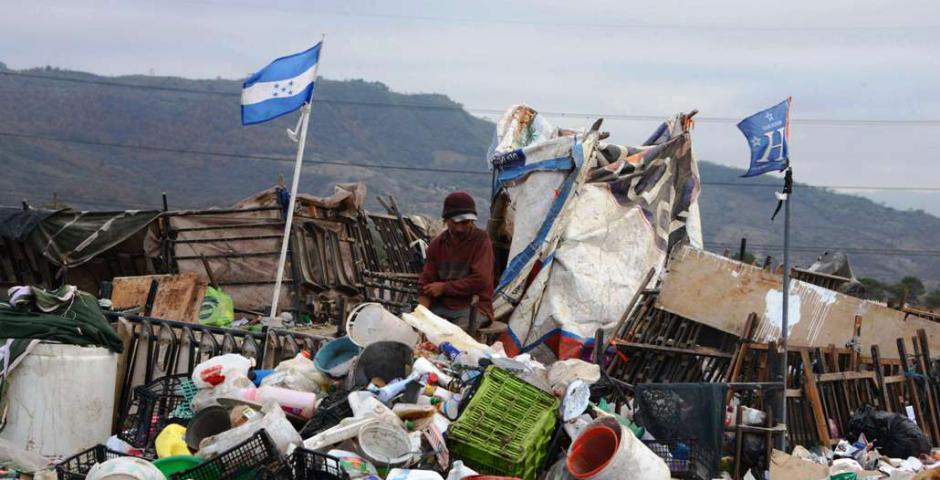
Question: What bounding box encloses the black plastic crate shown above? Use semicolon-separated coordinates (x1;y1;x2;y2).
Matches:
298;391;352;439
118;374;191;450
55;445;128;480
290;448;349;480
170;429;286;480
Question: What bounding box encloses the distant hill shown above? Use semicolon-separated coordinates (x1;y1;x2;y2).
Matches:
1;63;938;287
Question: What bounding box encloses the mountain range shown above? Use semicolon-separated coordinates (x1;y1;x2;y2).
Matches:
0;62;937;287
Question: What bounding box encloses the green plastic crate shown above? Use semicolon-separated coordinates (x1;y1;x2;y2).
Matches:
447;366;559;480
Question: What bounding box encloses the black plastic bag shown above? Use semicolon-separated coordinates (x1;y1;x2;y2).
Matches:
847;404;930;458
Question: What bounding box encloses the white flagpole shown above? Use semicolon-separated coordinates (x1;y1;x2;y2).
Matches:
268;35;324;321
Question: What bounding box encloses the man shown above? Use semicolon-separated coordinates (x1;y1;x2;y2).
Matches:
418;191;494;330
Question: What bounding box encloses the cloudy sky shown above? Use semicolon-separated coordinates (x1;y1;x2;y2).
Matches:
3;0;939;214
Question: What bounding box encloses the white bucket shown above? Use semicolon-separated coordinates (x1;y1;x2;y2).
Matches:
346;303;419;348
568;415;670;480
0;343;118;458
357;421;413;467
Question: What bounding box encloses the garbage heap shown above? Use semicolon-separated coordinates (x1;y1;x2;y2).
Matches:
41;304;671;480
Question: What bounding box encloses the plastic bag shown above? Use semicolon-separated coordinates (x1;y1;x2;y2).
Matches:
198;286;234;327
847;404;930;458
192;353;254;389
191;373;254;411
260;353;324;393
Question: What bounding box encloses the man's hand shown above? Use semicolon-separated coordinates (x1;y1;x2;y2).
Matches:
421;281;447;298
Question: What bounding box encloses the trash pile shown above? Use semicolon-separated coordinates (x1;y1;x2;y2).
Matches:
7;303;678;480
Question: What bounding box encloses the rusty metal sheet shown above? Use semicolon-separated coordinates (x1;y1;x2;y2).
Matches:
657;246;940;359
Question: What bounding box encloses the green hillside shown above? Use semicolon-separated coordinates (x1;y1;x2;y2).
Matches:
0;63;937;287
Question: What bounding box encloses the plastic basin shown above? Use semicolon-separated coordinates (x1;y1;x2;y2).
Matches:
152;455;203;476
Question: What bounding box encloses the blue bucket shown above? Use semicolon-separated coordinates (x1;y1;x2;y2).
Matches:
314;336;361;378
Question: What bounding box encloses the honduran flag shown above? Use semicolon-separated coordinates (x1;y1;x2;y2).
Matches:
241;42;321;125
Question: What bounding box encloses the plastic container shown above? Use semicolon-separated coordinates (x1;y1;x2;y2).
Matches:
152;455;203;476
185;406;232;452
314;336;361;378
573;416;670;480
245;385;318;419
567;425;618;479
446;367;559;480
0;344;117;458
86;456;166;480
55;445;128;480
170;429;285;480
357;422;413;467
346;302;420;348
118;373;192;452
191;353;254;388
348;341;414;389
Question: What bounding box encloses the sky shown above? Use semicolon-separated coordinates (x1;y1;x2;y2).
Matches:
2;0;939;214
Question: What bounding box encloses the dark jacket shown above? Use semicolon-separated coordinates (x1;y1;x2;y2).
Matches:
418;227;495;319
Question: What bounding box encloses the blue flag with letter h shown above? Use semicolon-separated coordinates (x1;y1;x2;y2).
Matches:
738;98;791;177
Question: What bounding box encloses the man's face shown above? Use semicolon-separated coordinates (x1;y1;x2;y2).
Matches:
445;218;475;239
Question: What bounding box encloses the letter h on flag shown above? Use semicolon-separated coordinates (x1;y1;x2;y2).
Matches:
241;42;321;125
738;98;791;177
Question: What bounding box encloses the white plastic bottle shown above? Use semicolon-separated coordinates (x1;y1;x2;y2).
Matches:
244;385;317;418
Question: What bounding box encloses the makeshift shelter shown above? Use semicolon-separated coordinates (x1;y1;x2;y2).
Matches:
488;105;702;360
0;207;161;294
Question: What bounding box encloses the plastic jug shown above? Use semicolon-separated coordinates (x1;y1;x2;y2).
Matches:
243;386;317;418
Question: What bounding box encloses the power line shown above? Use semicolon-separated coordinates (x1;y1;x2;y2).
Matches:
704;242;940;257
172;0;940;32
0;130;490;175
2;130;939;192
3;70;940;127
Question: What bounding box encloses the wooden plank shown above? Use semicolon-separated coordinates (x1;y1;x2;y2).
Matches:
611;339;734;358
871;345;890;410
112;273;207;322
657;246;940;360
801;350;831;446
816;371;877;383
898;338;928;436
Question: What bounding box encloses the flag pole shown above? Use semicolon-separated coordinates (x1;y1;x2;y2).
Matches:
779;166;793;450
268;35;324;321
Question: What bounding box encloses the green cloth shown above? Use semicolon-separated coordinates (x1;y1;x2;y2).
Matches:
0;290;123;353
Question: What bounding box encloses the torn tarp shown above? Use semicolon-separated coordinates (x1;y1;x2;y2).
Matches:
490;106;702;361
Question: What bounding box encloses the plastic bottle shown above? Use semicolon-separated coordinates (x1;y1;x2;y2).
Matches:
416;395;442;408
371;373;420;404
412;357;454;386
439;342;462;361
422;384;454;402
243;386;317;419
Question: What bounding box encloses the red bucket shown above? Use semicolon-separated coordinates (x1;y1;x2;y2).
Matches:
566;424;620;479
